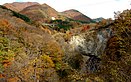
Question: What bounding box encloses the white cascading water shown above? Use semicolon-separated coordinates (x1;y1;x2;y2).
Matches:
69;27;113;72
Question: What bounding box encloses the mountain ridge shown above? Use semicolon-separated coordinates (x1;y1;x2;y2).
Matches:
19;3;59;23
3;2;94;23
3;2;39;12
62;9;93;23
0;2;130;82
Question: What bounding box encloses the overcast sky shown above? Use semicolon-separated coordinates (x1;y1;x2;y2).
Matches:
0;0;131;19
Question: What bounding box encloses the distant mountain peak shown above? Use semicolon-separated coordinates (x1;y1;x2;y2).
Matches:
41;3;53;9
42;3;50;6
62;9;93;23
93;17;105;22
64;9;80;12
20;3;58;22
3;2;94;23
12;2;39;4
4;2;39;12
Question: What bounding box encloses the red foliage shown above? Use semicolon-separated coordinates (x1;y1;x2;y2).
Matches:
81;25;90;31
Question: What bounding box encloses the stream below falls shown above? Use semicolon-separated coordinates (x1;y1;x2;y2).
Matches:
69;26;113;73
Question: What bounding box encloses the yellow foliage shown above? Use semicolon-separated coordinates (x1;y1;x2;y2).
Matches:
94;77;104;82
41;54;55;68
42;41;63;63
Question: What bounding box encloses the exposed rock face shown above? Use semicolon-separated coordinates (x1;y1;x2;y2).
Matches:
70;27;112;57
69;26;113;72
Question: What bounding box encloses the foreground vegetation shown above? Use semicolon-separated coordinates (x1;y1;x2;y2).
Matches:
0;5;131;82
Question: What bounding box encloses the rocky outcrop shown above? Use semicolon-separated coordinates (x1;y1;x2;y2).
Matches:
69;25;113;72
70;27;112;57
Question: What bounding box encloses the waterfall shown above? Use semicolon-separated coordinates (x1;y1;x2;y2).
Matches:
69;27;113;72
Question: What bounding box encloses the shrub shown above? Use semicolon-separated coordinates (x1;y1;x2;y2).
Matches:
0;37;15;73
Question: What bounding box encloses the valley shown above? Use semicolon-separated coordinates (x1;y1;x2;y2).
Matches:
0;2;131;82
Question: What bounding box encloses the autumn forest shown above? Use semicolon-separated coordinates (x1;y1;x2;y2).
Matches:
0;2;131;82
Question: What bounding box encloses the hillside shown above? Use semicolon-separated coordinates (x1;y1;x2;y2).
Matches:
0;2;130;82
3;2;39;12
4;2;94;23
93;17;105;22
62;9;94;23
20;3;59;23
0;5;64;82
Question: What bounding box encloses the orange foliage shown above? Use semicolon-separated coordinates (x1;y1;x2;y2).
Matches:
2;60;12;67
0;19;11;28
0;74;5;78
7;77;19;82
40;26;52;34
0;19;12;35
81;25;90;31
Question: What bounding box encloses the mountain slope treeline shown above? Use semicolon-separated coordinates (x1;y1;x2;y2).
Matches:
0;2;131;82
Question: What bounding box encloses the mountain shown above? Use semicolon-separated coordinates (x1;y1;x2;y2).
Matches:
93;17;105;22
62;9;94;23
0;3;131;82
3;2;39;12
4;2;94;23
20;3;59;22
